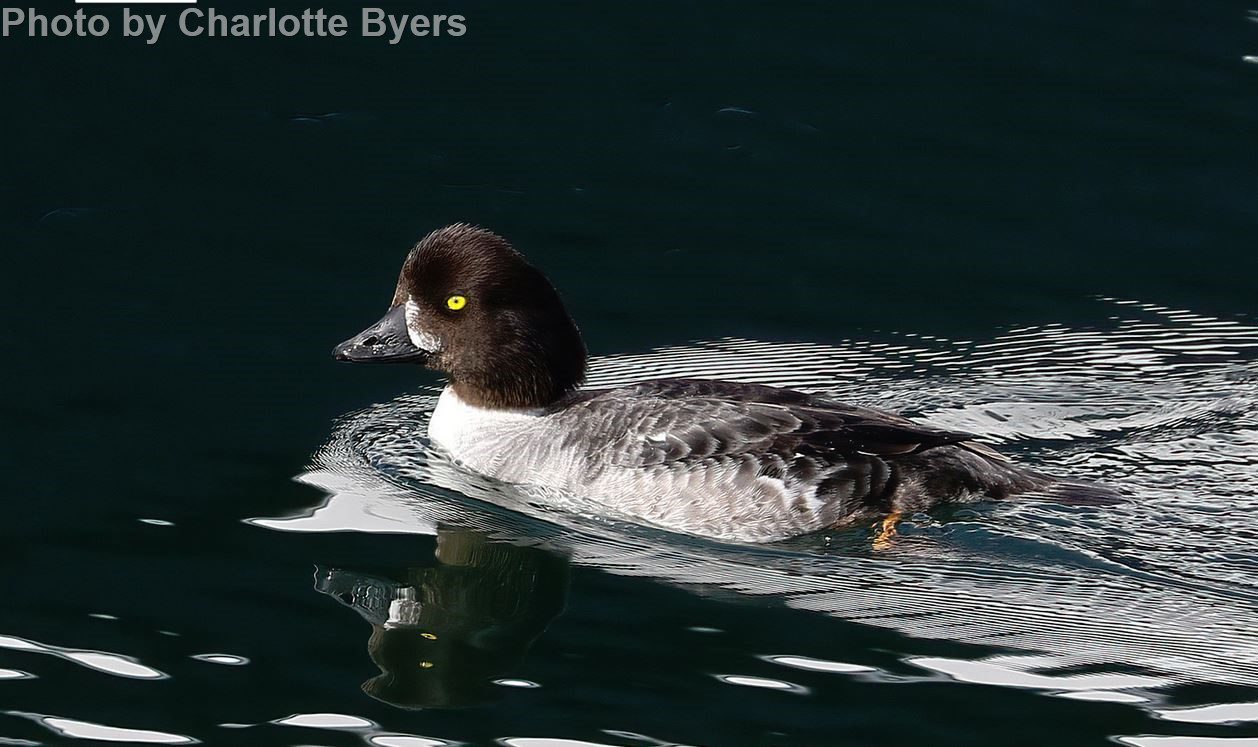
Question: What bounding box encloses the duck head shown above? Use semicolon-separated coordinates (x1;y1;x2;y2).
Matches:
334;224;587;409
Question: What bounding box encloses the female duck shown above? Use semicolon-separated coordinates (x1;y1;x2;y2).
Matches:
334;224;1055;543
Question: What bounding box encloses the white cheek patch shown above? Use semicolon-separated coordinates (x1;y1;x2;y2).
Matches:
404;297;443;353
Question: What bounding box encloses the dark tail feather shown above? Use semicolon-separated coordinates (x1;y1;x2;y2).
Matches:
1030;480;1124;506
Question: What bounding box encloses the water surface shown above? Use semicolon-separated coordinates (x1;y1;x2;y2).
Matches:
3;1;1257;745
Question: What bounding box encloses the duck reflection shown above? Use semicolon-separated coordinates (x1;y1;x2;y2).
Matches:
315;530;569;708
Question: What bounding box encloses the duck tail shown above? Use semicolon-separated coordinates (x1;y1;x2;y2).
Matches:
1029;479;1124;506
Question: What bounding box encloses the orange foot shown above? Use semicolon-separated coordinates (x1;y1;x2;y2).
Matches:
872;511;903;551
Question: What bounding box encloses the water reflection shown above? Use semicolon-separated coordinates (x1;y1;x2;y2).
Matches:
315;531;569;709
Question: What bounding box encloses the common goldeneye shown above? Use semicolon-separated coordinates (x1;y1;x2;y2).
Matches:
333;224;1057;543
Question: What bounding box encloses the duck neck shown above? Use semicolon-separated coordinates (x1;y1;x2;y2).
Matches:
439;309;587;409
446;362;582;410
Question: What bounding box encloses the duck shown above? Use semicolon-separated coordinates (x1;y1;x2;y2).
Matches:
333;224;1061;544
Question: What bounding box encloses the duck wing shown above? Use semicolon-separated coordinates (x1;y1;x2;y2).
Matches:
566;378;980;468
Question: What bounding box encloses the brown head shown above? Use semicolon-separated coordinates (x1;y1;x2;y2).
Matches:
334;225;587;408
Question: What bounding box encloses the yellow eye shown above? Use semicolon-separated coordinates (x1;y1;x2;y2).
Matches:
445;295;467;311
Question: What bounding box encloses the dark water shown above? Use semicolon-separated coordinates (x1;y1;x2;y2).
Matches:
3;2;1258;745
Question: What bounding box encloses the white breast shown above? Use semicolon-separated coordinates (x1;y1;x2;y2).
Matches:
426;387;549;478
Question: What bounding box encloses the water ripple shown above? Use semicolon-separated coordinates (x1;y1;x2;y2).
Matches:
8;712;196;744
0;635;165;680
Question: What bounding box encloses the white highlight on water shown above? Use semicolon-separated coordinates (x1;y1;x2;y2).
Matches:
0;634;165;680
10;713;196;744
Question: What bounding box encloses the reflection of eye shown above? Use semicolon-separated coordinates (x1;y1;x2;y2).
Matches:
445;295;467;311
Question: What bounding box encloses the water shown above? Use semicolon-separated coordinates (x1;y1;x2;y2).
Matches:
3;1;1258;745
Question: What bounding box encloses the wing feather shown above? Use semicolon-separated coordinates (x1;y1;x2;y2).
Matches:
576;379;976;469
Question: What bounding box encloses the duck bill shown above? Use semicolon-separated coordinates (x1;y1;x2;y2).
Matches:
333;305;428;364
